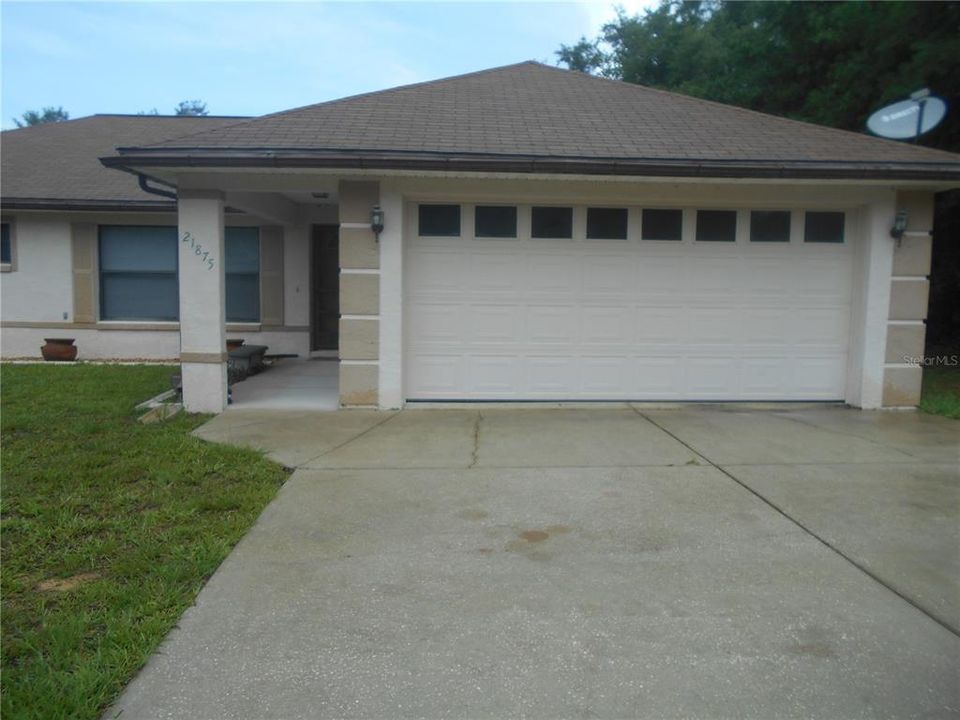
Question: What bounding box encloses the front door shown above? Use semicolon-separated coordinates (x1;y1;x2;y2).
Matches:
310;225;339;352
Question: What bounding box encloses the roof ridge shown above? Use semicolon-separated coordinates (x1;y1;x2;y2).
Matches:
92;113;251;119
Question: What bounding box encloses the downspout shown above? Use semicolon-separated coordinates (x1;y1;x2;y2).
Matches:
137;174;178;200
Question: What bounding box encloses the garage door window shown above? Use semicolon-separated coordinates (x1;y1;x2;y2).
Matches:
419;205;461;237
475;206;517;238
531;207;573;239
804;212;845;243
696;210;737;242
750;211;791;243
641;209;682;241
586;208;628;240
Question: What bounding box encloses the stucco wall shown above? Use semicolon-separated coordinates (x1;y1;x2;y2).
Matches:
0;210;311;360
1;216;73;322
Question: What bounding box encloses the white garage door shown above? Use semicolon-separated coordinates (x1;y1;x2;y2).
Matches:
405;212;853;401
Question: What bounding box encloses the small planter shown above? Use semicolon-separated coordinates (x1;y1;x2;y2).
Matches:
226;338;245;352
41;338;78;362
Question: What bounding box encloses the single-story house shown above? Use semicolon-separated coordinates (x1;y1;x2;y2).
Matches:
3;62;959;412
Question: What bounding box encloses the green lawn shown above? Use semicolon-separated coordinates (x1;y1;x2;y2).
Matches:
920;366;960;419
0;364;289;720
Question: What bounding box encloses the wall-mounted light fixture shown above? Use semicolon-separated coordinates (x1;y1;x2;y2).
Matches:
890;210;909;245
371;205;385;241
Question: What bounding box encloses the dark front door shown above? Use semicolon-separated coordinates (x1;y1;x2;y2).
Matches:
311;225;339;352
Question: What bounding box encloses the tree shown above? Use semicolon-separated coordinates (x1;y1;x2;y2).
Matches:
174;100;208;116
13;106;69;128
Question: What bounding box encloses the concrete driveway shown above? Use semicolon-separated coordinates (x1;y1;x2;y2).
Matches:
108;405;959;719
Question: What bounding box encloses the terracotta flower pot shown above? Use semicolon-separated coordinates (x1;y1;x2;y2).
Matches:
41;338;77;362
226;338;245;352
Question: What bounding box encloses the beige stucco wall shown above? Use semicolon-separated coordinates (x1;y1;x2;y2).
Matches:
882;190;934;407
338;180;381;407
0;210;311;360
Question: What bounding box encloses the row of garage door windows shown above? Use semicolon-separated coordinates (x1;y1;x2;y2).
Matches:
418;205;846;244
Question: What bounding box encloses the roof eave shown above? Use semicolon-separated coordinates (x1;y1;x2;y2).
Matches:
101;151;960;182
1;197;176;212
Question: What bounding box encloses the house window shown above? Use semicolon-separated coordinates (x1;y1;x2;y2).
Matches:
0;221;12;270
419;204;461;236
696;210;737;242
804;211;845;243
99;226;179;321
641;209;682;241
226;227;260;323
531;206;573;239
586;208;628;240
750;211;791;243
475;206;517;238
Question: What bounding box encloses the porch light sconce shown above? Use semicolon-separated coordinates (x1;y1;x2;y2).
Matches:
371;205;385;241
890;211;908;245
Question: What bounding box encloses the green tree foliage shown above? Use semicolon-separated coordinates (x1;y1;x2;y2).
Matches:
12;106;69;128
558;1;960;152
174;100;208;116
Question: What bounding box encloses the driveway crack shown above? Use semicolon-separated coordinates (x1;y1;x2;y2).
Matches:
636;408;960;639
469;411;482;468
298;411;400;467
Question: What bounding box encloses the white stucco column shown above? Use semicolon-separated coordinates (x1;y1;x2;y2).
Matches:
177;190;228;413
378;181;405;409
847;193;896;409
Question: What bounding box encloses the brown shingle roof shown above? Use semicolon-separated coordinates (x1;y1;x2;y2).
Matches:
108;62;960;180
1;114;247;209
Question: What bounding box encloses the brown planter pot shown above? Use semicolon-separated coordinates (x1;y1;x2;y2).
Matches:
41;338;78;362
226;339;245;352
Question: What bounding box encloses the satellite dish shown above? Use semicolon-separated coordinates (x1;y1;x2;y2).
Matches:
867;89;947;140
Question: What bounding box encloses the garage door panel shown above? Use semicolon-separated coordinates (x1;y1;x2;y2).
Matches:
470;305;522;344
526;357;579;394
635;358;684;398
582;307;633;345
685;357;740;397
407;354;464;395
581;357;633;395
525;254;580;296
526;306;577;344
467;355;520;394
406;230;851;401
583;256;636;297
409;304;462;343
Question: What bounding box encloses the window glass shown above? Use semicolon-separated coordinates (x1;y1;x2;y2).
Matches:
475;206;517;238
586;208;628;240
100;226;178;272
750;211;791;243
696;210;737;242
804;212;845;243
419;204;461;236
641;209;682;241
226;227;260;322
531;206;573;238
99;226;178;321
1;223;11;264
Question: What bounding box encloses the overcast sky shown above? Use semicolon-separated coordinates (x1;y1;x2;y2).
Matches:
1;0;656;129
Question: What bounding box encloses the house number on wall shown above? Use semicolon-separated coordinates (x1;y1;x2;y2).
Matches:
181;231;216;271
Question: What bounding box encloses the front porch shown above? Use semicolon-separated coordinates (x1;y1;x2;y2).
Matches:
229;357;338;411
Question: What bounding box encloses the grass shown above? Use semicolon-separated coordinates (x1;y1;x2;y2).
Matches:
0;364;289;720
920;365;960;419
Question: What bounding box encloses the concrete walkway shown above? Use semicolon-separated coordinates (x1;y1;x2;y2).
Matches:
230;357;338;411
107;406;959;719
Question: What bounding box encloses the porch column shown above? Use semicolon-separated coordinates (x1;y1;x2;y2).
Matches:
377;181;404;409
177;190;228;413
